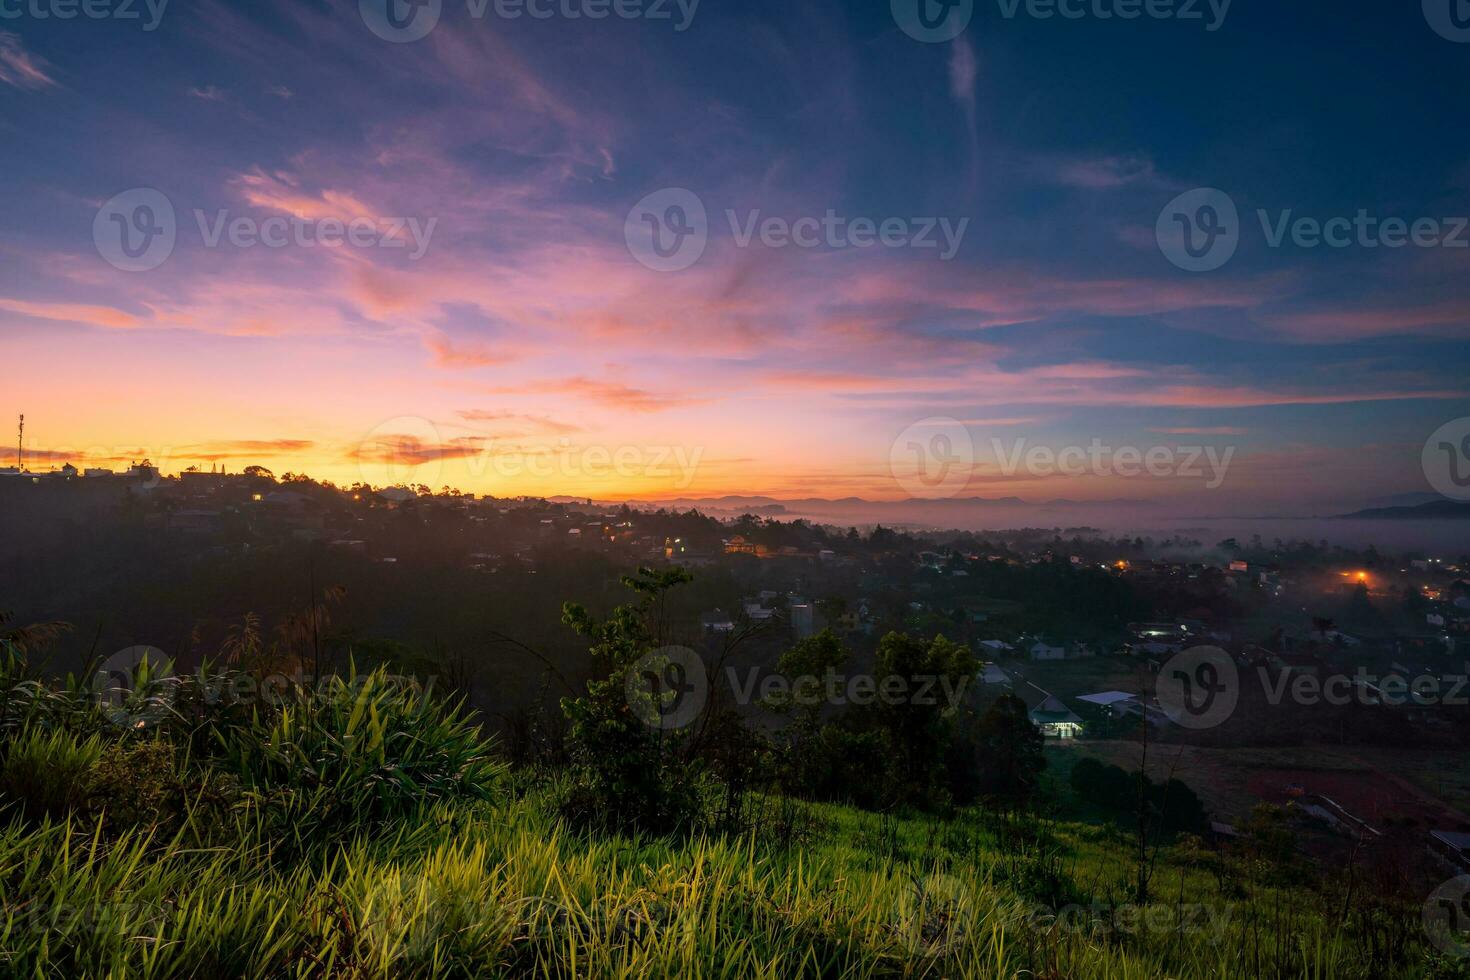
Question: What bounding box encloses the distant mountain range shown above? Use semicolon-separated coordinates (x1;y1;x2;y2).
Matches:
546;494;1165;531
1335;499;1470;520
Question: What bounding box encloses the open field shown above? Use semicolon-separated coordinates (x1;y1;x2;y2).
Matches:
1049;741;1470;831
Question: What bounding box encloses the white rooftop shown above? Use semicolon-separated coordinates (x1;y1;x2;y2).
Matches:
1078;691;1139;707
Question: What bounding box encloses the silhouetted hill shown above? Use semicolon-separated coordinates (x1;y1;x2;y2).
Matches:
1335;499;1470;519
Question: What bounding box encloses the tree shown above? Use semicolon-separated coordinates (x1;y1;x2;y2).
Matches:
766;630;851;797
973;693;1046;809
557;567;702;833
871;633;975;800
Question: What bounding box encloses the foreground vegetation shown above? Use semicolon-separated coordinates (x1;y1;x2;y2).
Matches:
0;579;1462;978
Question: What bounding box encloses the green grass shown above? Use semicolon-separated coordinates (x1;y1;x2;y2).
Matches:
0;664;1458;979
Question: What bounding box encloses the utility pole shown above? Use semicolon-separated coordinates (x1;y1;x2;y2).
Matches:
16;414;22;471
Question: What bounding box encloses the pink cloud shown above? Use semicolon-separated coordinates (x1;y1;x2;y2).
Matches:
0;32;56;90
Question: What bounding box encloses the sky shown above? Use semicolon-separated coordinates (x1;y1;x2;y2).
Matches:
2;0;1469;515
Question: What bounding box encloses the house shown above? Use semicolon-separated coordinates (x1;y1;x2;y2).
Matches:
1077;690;1171;727
979;663;1011;686
1209;821;1242;844
742;602;775;622
701;610;736;633
1112;699;1175;728
1077;691;1139;712
1019;682;1084;738
1029;695;1084;738
1030;640;1068;661
724;536;758;555
1428;830;1470;873
789;603;815;640
979;639;1014;654
1292;794;1382;841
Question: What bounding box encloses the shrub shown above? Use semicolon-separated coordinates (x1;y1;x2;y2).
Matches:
0;727;105;823
89;739;182;832
225;667;501;851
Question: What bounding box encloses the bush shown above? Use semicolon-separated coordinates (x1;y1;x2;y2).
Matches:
0;727;104;824
1070;759;1208;837
225;667;502;850
89;739;182;832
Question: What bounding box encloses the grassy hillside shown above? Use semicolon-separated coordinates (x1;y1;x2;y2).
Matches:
0;661;1459;978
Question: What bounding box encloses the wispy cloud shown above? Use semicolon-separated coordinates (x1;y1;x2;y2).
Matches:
1043;153;1160;189
486;377;709;413
346;436;486;466
457;410;582;434
0;32;56;90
